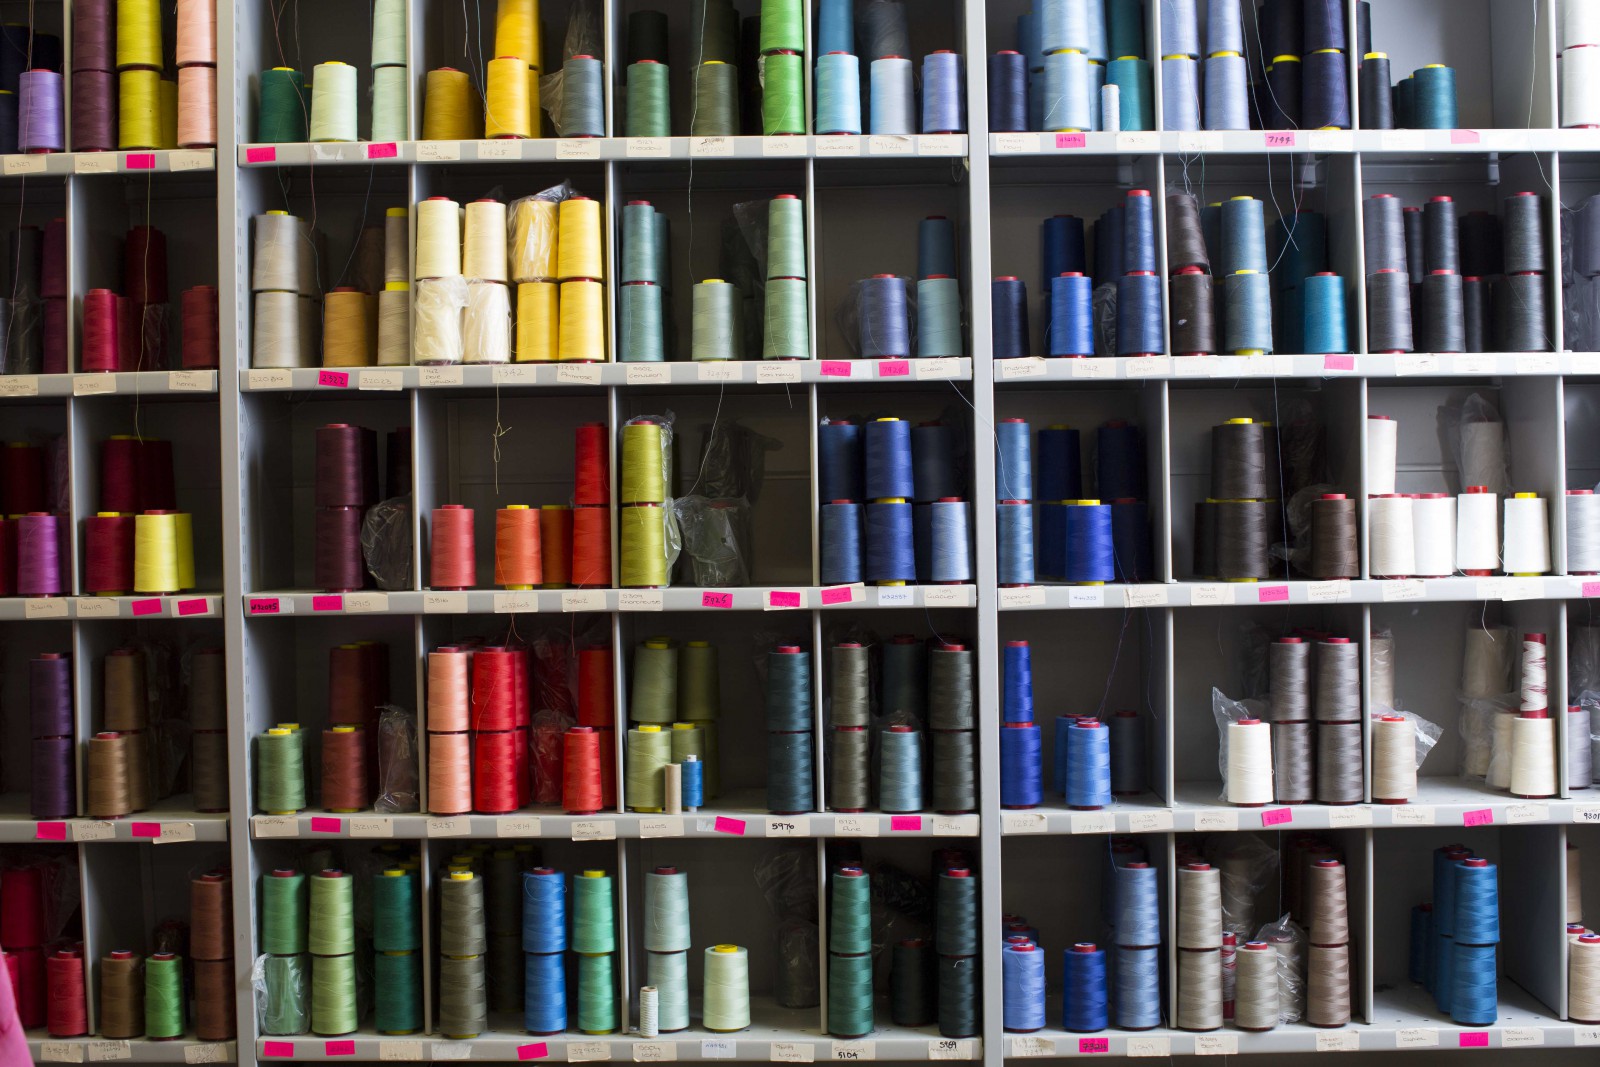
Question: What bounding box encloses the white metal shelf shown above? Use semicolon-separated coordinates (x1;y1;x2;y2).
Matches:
242;585;976;616
994;354;1573;383
0;149;216;178
989;128;1594;159
238;136;970;167
31;1036;236;1063
0;595;222;621
0;371;218;398
997;578;1589;611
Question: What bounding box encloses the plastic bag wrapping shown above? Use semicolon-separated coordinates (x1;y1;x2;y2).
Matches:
414;276;467;365
1211;687;1269;800
464;281;512;363
1254;914;1306;1024
1273;398;1324;501
375;705;419;813
1474;699;1520;787
7;852;83;942
870;860;935;926
1370;628;1396;711
362;496;413;590
538;0;603;133
532;635;578;722
509;182;578;284
1237;622;1273;701
691;417;781;504
1093;282;1118;357
254;953;310;1035
731;199;773;281
1459;622;1518;779
756;846;821;1008
672;497;750;586
834;276;917;358
1441;392;1511;496
773;920;820;1007
1371;707;1443;770
1205;834;1278;941
531;708;574;806
1584;691;1600;787
153;917;187;956
1276;483;1337;575
1573;626;1600;697
1564;198;1600;349
626;413;676;494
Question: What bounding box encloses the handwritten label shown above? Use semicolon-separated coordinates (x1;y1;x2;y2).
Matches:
1459;1033;1489;1048
73;374;116;396
819;360;853;377
877;359;910;378
156;822;195;842
342;592;388;613
169;150;212;171
40;1044;85;1063
1075;1039;1108;1055
700;590;734;609
994;132;1040;153
423;593;468;614
360;369;404;391
426;816;471;837
915;356;960;380
1390;805;1436;825
1463;808;1494;827
1190;584;1236;606
0;373;37;396
998;357;1047;379
627;138;671;158
417;141;461;161
1574;1028;1600;1045
932;815;975;835
74;152;118;173
1395;1028;1439;1048
819;584;859;605
868;135;912;155
831;1041;874;1061
766;589;804;609
766;817;810;837
433;1045;473;1061
918;134;964;155
130;598;163;617
561;590;606;612
34;822;67;841
492;816;540;837
999;587;1046;608
74;597;117;618
1071;812;1115;835
1329;806;1372;827
1195;1034;1238;1055
876;587;914;607
1309;580;1351;603
556;364;603;385
378;1041;425;1061
691;137;734;157
697;361;744;382
771;1043;815;1062
1196;809;1239;832
764;136;807;156
1577;805;1600;823
701;1041;737;1059
1257;584;1290;603
1381;579;1426;602
71;1042;128;1065
247;368;294;389
493;364;538;385
618;590;664;611
1395;354;1440;375
349;816;394;838
477;139;521;160
1515;352;1559;375
833;815;879;837
419;365;464;388
494;592;538;614
756;362;803;384
1125;586;1169;608
254;815;298;838
245;146;278;164
923;586;968;607
326;1040;357;1056
556;138;601;160
814;135;860;157
23;597;68;619
1501;1029;1543;1047
632;1044;674;1062
1507;803;1549;824
183;1046;227;1064
1009;1038;1055;1058
1123;356;1170;378
1115;131;1157;151
518;1043;550;1060
1264;131;1298;148
1129;811;1175;832
1126;1038;1171;1058
1316;1032;1359;1052
571;819;617;841
1071;359;1116;379
1002;812;1048;834
317;369;350;388
1261;807;1293;826
568;1043;610;1062
72;822;114;842
890;815;923;832
625;364;671;385
640;817;683;838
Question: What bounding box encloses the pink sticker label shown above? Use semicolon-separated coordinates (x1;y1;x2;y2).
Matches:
1463;808;1494;827
318;370;350;388
891;815;923;832
262;1042;294;1058
701;591;733;609
713;816;746;835
819;360;853;377
130;598;162;616
177;597;209;616
312;595;343;612
768;590;802;608
878;360;911;377
1055;133;1088;149
1451;130;1482;145
34;822;66;841
131;822;160;838
367;142;398;159
1261;807;1293;827
1079;1039;1109;1054
1264;131;1297;148
248;598;281;615
326;1040;356;1056
1459;1033;1489;1047
125;153;156;169
1257;585;1290;603
1585;581;1600;598
518;1044;550;1061
246;146;278;164
1323;354;1355;371
311;816;342;833
820;585;855;605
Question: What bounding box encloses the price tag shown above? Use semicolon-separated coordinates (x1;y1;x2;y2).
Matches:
1128;811;1175;832
1009;1038;1055;1059
1459;1034;1489;1049
562;590;607;612
1315;1032;1359;1052
819;360;854;377
87;1040;130;1060
568;1041;611;1062
419;365;464;388
1125;357;1171;378
766;817;810;837
427;816;471;837
922;586;967;607
697;362;745;382
326;1042;357;1058
557;364;603;385
23;597;68;619
819;584;860;605
994;133;1041;153
493;364;539;385
1125;586;1169;608
1196;809;1239;832
423;593;468;614
640;817;683;838
417;141;461;161
73;374;116;396
814;135;860;157
918;134;964;155
254;815;299;838
619;590;664;611
633;1043;674;1062
1127;1038;1171;1058
877;359;910;378
1463;808;1494;827
3;154;46;174
691;137;734;157
571;819;617;841
756;362;803;384
496;816;542;837
1507;803;1549;824
1071;812;1115;834
0;373;37;396
890;815;923;832
1395;1029;1439;1048
247;368;294;389
1381;579;1426;602
868;135;912;155
625;364;671;385
1329;807;1372;827
998;357;1047;379
831;1041;874;1061
1389;805;1436;825
1071;359;1116;379
1068;587;1105;608
1195;1034;1238;1055
701;590;734;609
876;587;914;606
477;139;522;160
1189;584;1236;606
72;822;115;842
316;369;351;389
1002;812;1048;834
366;142;399;160
34;822;66;841
999;587;1046;608
1076;1039;1108;1055
261;1043;294;1059
311;594;343;613
130;598;163;617
833;815;878;837
557;139;601;159
766;589;805;610
928;1040;971;1060
74;153;117;174
764;136;807;156
1261;807;1294;827
494;592;538;614
771;1043;815;1062
1263;131;1298;148
627;138;671;158
40;1043;85;1063
914;356;960;380
1309;580;1351;602
349;816;393;838
155;822;196;843
183;1046;227;1064
1323;354;1357;372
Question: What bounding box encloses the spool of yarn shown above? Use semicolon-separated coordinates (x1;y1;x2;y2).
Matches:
308;62;358;141
1225;719;1272;805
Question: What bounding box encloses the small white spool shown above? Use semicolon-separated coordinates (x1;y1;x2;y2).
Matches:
416;197;464;280
1100;82;1122;132
1371;715;1416;803
251;290;301;367
1456;488;1500;572
1461;419;1509;495
377;286;410;366
1177;863;1223;949
252;212;303;292
1365;416;1398;495
414;276;467;365
308;61;359;142
463;199;509;283
1563;45;1600;126
639;986;660;1038
1568;490;1600;573
1368;494;1416;577
1234;942;1279;1032
1177;947;1222;1031
1510;712;1558;798
1563;0;1600;49
463;281;511;364
512;199;559;283
1571;935;1600;1023
1225;719;1274;805
1411;493;1456;577
1503;493;1552;574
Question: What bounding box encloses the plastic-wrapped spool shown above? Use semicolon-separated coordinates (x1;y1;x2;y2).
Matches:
1503;493;1551;574
511;199;558;283
415;277;467;365
1369;494;1416;578
1411;493;1456;577
464;281;512;364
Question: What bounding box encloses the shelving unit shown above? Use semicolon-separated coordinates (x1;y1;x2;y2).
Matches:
11;0;1600;1063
